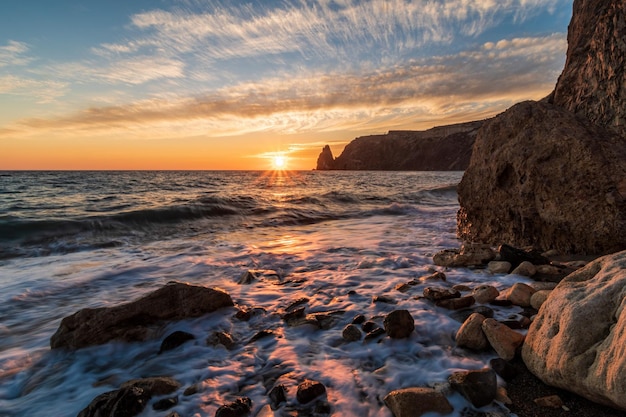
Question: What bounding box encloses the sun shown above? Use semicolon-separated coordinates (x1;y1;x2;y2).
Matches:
273;155;287;170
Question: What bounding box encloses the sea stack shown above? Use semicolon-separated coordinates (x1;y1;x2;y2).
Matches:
457;0;626;255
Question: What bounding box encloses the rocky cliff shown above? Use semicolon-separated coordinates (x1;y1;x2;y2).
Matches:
548;0;626;136
316;120;483;171
457;0;626;255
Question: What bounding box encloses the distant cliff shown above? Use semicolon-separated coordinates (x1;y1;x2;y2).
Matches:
316;120;484;171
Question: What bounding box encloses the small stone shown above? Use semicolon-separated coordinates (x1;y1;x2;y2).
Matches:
487;261;512;274
533;395;564;408
536;264;562;275
361;321;378;333
285;297;309;312
384;387;453;417
383;310;415;339
153;396;178;411
352;314;366;325
268;384;287;409
530;290;551;310
471;285;500;304
183;384;199;396
449;369;497;408
490;358;518;381
450;306;494;323
436;295;475;310
342;324;362;342
511;261;537;277
364;327;386;340
159;331;195;353
373;295;397;304
248;330;275;344
497;244;549;268
506;283;536;307
423;287;461;302
420;271;447;282
395;282;412;292
296;379;326;404
481;318;525;361
238;270;257;285
207;331;235;350
455;313;489;350
282;307;306;325
215;397;252;417
452;284;472;292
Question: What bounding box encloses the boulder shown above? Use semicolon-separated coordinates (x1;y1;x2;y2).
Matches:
159;330;195;353
497;244;549;268
50;282;234;350
529;290;552;310
522;250;626;410
448;369;497;408
436;295;475;310
511;261;537;277
383;310;415;339
296;379;326;404
423;287;461;302
487;261;511;274
482;318;525;361
455;313;489;351
549;0;626;137
341;324;362;342
471;285;500;304
215;397;252;417
78;377;180;417
433;243;495;267
506;283;536;307
383;387;453;417
316;145;336;170
458;100;626;255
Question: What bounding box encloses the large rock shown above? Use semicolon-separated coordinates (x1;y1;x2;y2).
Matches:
383;387;453;417
383;309;415;339
316;145;335;170
549;0;626;137
51;282;234;349
522;250;626;410
457;100;626;254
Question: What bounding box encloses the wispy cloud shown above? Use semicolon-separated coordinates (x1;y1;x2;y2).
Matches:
2;33;566;138
0;40;32;67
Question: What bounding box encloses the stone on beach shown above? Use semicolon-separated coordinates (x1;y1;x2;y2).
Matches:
522;250;626;411
448;368;497;408
482;318;525;361
50;281;234;350
511;261;537;277
506;283;536;307
435;295;475;310
296;379;326;404
471;285;500;304
383;387;453;417
342;324;362;342
433;243;495;267
487;261;511;274
423;286;461;302
78;377;181;417
529;290;551;310
383;309;415;339
215;397;252;417
159;330;195;353
455;313;489;351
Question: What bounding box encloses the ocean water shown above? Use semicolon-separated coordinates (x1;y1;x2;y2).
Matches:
0;170;530;416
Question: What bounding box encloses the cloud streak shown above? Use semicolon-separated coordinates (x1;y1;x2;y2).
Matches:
2;33;566;138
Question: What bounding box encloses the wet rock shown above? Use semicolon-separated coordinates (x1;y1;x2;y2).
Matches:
159;330;195;353
455;313;489;351
533;395;564;409
502;315;531;330
450;306;494;323
183;384;199;396
207;331;235;350
522;250;626;410
482;319;525;361
352;314;366;325
536;264;562;275
497;244;549;268
487;261;511;274
342;324;362;342
384;387;453;417
449;369;497;408
529;290;551;310
238;270;257;285
471;285;500;304
51;282;234;350
420;271;447;282
309;310;345;330
423;287;461;302
361;320;378;333
285;297;309;312
433;243;495;267
452;284;472;292
215;397;252;417
489;358;518;381
248;330;276;344
282;306;306;326
364;327;386;341
436;295;475;310
511;261;537;277
153;396;178;411
383;310;415;339
78;377;181;417
506;283;536;307
296;379;326;404
268;384;287;409
235;307;266;322
373;295;397;304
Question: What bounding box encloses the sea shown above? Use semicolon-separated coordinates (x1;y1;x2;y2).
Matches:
0;170;531;417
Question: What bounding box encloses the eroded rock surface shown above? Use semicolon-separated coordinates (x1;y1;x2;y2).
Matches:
522;250;626;410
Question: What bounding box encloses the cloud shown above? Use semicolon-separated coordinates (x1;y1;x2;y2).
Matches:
0;40;32;67
0;75;68;104
1;33;566;138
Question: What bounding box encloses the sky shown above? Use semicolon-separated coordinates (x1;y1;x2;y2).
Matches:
0;0;573;170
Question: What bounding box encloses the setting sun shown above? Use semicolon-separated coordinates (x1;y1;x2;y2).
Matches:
273;155;287;169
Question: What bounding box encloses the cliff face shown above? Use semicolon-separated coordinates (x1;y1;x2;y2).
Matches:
458;0;626;255
316;120;483;171
549;0;626;136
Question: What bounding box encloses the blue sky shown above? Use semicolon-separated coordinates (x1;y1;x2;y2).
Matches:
0;0;573;169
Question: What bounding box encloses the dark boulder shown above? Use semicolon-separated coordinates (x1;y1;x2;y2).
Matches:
51;282;234;350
